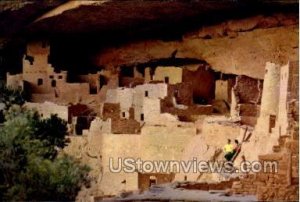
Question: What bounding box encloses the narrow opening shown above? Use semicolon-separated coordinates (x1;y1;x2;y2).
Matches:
122;112;126;118
269;115;276;133
25;55;34;65
149;176;157;187
140;113;144;121
49;75;54;79
174;89;179;98
121;66;134;77
90;87;97;94
184;175;187;181
145;91;148;97
51;80;56;87
37;78;43;86
100;75;108;89
58;75;63;79
164;76;169;84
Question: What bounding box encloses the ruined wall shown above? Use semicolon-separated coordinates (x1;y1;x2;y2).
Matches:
102;103;140;134
182;66;215;103
24;101;68;121
234;62;297;170
232;123;299;201
138;173;175;192
175;117;244;182
255;62;280;135
6;73;23;89
77;72;101;93
105;88;134;118
215;80;229;102
153;66;182;84
168;82;193;106
234;75;262;104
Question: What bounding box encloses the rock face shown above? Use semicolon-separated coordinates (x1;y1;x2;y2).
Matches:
95;14;298;79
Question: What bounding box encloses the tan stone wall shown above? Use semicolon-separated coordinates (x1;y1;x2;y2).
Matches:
24;101;69;121
6;73;23;89
255;62;280;135
153;66;182;84
215;80;229;101
77;72;101;92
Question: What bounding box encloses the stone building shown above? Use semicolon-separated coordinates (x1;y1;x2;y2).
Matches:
6;41;102;105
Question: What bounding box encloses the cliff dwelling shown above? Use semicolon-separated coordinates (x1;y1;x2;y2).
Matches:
0;0;298;201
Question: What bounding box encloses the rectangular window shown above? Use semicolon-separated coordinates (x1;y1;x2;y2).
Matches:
164;76;169;84
49;75;54;79
145;91;148;97
58;75;63;79
122;112;126;118
140;113;144;121
37;78;43;86
51;80;56;87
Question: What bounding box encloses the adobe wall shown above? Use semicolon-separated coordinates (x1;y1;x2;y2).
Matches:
168;82;193;106
234;75;262;104
23;41;54;75
255;62;280;135
77;72;101;92
99;133;141;195
6;73;23;89
234;62;295;167
175;117;243;182
24;101;69;121
153;66;182;84
215;80;229;102
182;66;215;103
105;88;134;118
138;173;175;192
89;117;112;134
102;103;140;134
276;63;292;136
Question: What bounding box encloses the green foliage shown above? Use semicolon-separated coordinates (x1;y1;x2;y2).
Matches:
0;106;90;201
0;85;26;110
6;155;90;201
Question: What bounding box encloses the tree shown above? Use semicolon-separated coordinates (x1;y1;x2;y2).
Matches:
0;107;90;201
0;85;26;110
6;155;90;201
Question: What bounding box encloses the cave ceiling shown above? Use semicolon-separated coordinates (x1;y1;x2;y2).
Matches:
0;0;298;77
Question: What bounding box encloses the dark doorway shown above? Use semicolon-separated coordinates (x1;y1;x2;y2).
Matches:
100;75;107;89
51;80;56;87
90;87;97;94
149;176;157;187
37;78;43;86
121;66;134;77
164;76;169;84
140;113;144;121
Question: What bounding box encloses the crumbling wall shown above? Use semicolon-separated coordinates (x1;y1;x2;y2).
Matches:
168;82;193;106
6;73;23;89
138;173;175;191
182;66;215;104
234;75;263;104
105;88;134;118
255;62;280;135
24;101;68;121
215;80;229;102
175;117;243;182
102;103;140;134
153;66;182;84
